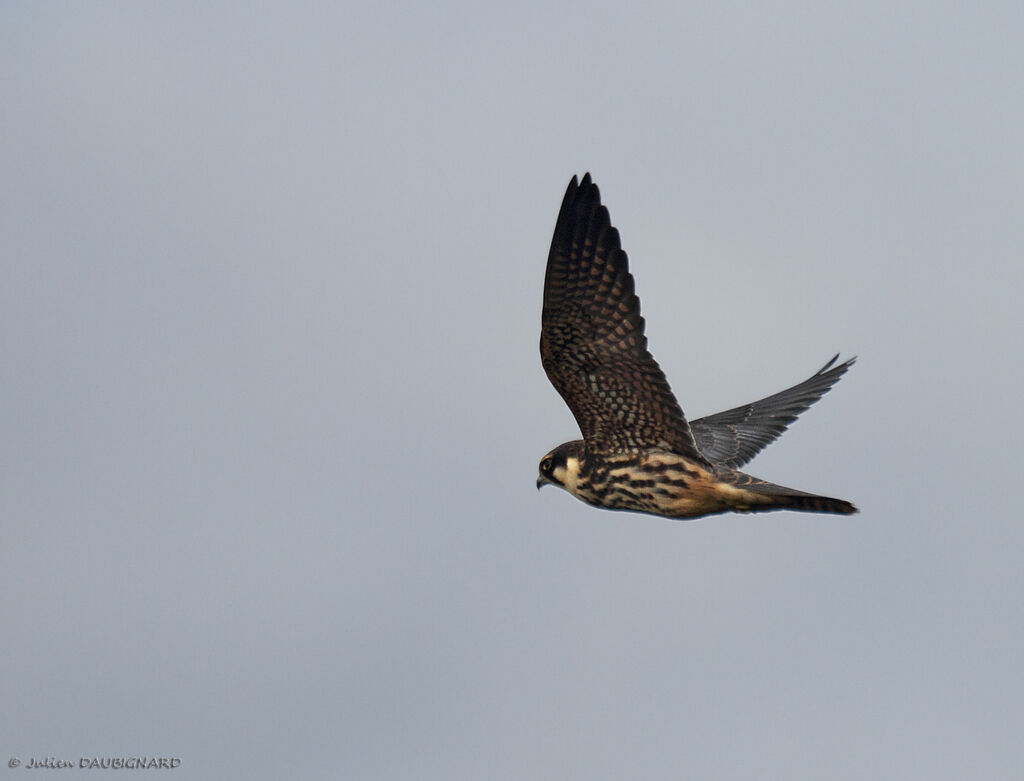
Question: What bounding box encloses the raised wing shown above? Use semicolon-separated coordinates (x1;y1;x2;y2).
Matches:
690;355;855;468
540;174;707;462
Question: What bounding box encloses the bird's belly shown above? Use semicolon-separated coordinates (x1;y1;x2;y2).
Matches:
575;452;742;519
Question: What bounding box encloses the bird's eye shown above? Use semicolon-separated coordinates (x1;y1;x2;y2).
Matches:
541;458;553;473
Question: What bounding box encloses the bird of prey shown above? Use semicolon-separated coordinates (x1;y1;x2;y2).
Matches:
537;173;857;519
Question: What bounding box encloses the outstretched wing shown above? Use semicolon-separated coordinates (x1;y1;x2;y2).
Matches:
540;174;707;462
689;355;855;468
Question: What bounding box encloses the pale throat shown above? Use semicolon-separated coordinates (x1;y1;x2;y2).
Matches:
554;455;582;493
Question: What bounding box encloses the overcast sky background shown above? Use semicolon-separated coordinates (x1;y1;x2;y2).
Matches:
3;3;1023;779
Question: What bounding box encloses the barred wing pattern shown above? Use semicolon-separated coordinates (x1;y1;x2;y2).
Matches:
690;355;855;468
540;174;707;463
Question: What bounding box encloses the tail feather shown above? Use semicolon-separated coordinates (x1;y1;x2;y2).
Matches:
727;471;858;516
763;492;858;515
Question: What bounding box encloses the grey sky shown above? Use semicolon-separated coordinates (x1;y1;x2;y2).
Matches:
3;3;1023;779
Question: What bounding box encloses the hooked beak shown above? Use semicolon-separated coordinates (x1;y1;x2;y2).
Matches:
536;474;551;490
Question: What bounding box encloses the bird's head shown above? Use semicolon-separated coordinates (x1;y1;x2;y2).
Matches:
536;440;585;494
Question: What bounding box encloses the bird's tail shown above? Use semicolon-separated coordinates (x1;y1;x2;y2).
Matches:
763;491;858;515
725;471;858;516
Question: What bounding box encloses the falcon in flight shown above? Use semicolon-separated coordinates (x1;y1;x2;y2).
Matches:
537;173;857;518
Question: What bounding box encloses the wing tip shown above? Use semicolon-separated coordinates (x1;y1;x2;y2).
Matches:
818;353;857;376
